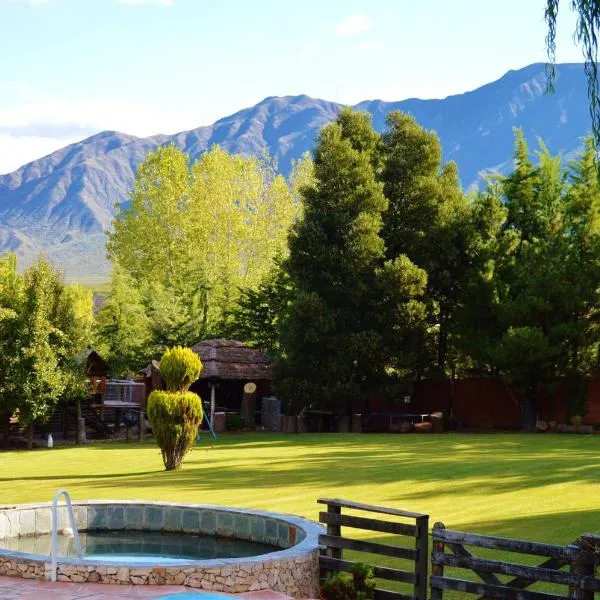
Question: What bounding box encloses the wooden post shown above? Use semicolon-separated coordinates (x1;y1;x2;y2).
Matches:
210;383;216;426
570;536;598;599
430;522;445;600
326;503;342;560
138;411;144;441
75;398;82;444
27;423;34;450
77;418;86;444
63;402;69;440
2;412;10;450
322;503;341;581
414;514;429;600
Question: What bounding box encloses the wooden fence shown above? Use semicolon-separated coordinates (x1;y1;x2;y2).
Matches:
318;498;429;600
430;522;600;599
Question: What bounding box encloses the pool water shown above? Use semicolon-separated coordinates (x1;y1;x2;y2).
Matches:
1;530;278;563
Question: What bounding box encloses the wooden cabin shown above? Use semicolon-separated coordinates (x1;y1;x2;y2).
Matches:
190;339;272;425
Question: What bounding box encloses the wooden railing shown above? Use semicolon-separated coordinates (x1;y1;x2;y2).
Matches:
318;498;429;600
430;522;600;599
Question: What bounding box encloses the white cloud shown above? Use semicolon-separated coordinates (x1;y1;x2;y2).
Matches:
114;0;173;5
0;82;197;173
0;134;82;175
335;14;372;36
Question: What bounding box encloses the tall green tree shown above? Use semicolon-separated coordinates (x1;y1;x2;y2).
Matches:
224;260;294;357
106;144;302;352
379;111;470;375
276;109;427;414
1;258;94;447
458;132;600;430
0;253;22;448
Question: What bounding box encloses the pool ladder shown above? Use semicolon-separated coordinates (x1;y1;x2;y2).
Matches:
48;489;84;582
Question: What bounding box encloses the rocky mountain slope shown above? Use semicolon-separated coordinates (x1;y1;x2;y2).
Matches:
0;63;591;281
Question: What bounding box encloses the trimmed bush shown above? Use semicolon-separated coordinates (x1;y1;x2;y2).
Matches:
159;346;202;392
147;390;204;470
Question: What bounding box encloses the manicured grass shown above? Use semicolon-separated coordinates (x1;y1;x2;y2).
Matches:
2;432;599;595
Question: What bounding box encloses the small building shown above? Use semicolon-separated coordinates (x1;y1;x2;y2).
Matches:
189;339;272;424
86;350;110;394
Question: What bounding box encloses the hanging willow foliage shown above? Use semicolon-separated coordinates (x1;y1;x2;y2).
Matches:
545;0;600;145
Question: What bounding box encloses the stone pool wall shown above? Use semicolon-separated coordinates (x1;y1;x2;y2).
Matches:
0;501;323;598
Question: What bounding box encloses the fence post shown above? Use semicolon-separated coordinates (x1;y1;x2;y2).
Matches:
430;522;445;600
414;514;429;600
326;503;342;560
570;534;599;600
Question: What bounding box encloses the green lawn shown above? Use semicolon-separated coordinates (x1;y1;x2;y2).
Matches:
2;432;599;595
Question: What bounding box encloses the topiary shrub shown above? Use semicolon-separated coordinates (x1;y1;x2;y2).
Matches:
147;391;204;470
146;346;204;471
159;346;202;392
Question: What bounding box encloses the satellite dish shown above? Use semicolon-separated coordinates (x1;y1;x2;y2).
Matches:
244;382;257;394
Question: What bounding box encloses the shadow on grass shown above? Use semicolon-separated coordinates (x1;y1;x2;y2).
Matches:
4;433;599;501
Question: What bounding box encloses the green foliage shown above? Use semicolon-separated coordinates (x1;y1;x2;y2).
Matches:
224;260;293;357
105;144;302;355
277;108;429;413
0;253;24;424
146;390;203;470
95;264;151;376
380;111;470;375
0;255;94;440
457;131;600;429
320;572;355;600
321;564;375;600
159;346;202;392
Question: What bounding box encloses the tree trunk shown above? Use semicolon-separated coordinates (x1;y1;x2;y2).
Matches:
437;311;448;373
75;398;82;445
1;413;10;450
63;402;69;440
520;386;538;432
27;424;34;450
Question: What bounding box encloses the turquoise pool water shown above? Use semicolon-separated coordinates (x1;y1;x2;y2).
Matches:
1;530;277;563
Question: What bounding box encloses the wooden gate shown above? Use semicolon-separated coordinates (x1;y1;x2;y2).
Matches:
318;498;429;600
430;522;600;599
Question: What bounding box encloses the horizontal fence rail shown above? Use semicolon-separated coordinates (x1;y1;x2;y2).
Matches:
430;522;600;600
318;498;429;600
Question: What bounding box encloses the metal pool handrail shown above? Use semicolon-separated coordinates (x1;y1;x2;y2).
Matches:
49;489;83;582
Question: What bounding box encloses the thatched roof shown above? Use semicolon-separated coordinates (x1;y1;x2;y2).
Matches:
190;339;272;381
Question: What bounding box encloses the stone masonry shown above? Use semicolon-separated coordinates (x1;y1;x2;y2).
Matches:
0;502;323;598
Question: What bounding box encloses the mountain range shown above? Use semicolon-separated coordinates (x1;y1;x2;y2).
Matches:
0;62;593;282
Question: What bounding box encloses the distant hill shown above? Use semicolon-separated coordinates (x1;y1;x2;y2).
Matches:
0;63;592;281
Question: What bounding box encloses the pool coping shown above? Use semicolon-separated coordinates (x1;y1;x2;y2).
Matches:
0;500;323;597
0;500;324;569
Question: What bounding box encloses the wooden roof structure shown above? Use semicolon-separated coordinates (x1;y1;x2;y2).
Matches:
85;350;110;377
190;339;272;381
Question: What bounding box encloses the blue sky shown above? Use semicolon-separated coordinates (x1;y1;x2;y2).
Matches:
0;0;585;173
